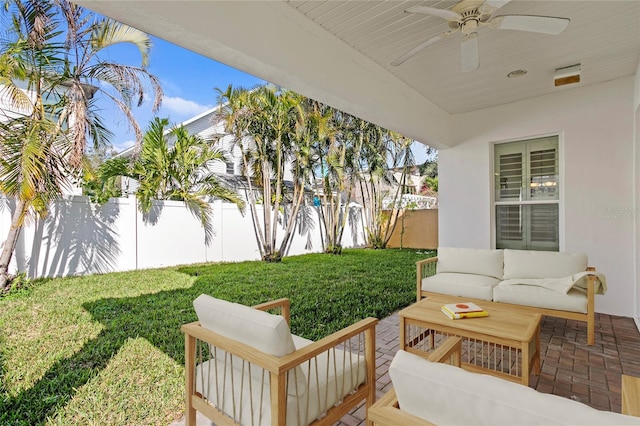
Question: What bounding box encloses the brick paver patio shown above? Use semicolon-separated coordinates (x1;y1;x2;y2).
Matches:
335;311;640;425
174;311;640;426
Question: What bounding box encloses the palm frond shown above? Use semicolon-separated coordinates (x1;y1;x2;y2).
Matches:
97;156;132;180
90;19;151;67
179;194;214;246
0;116;70;211
89;61;162;110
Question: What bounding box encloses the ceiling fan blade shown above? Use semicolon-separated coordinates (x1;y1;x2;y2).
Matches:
405;5;461;22
491;15;570;35
479;0;512;14
485;0;512;9
460;33;479;73
391;30;456;66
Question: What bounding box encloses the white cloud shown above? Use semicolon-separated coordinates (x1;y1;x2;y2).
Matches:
113;139;137;153
162;96;213;117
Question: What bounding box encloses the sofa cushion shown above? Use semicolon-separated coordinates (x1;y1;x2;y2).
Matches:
503;249;587;279
193;294;306;395
499;277;575;294
389;350;638;425
492;282;588;313
436;247;504;279
422;272;499;301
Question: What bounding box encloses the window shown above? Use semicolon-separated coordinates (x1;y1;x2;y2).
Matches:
494;136;559;251
226;161;234;175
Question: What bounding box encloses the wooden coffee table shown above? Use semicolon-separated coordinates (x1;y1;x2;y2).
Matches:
399;293;541;386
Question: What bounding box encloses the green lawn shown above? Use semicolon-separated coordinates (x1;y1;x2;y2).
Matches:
0;248;434;426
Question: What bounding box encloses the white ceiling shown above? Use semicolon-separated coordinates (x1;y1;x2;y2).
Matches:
288;0;640;113
74;1;640;148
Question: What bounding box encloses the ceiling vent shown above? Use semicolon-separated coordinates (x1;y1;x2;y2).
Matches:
554;64;581;87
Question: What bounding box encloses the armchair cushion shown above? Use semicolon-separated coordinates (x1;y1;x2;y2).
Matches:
193;294;306;395
390;350;637;425
195;340;366;426
194;294;296;356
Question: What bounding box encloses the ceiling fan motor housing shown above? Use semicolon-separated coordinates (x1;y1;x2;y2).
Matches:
449;4;493;34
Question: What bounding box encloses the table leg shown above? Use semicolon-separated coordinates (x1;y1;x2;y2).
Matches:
534;325;541;375
522;340;530;387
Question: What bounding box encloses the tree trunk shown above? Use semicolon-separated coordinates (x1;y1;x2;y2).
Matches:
262;159;273;259
0;199;28;292
278;185;305;256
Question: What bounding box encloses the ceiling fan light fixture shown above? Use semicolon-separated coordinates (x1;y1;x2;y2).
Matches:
554;64;581;87
462;18;479;34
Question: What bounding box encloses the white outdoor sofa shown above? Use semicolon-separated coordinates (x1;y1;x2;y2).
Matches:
368;337;640;426
417;247;606;345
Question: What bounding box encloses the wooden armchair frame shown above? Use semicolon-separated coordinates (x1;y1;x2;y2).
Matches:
416;256;600;345
182;298;378;426
368;337;462;426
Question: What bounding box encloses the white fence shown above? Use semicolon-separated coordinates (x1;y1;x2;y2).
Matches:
0;196;367;279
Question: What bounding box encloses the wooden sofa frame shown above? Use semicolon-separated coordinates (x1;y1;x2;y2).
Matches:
417;256;600;345
182;298;378;426
368;337;640;425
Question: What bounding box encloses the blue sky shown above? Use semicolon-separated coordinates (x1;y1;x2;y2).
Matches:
102;35;432;164
99;36;265;152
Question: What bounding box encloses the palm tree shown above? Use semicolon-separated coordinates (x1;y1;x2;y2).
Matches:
56;0;162;164
0;0;162;292
308;106;361;254
217;85;309;262
357;128;416;249
281;93;324;255
217;85;420;257
96;117;244;244
215;85;269;257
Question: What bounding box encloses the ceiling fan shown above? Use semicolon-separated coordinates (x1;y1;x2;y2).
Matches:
391;0;570;72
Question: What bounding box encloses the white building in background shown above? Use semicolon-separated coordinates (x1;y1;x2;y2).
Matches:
116;103;294;198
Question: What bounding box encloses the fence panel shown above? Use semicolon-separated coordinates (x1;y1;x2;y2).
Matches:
0;197;368;279
385;209;439;249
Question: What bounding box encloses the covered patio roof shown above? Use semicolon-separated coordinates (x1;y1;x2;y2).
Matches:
74;1;640;322
73;1;640;149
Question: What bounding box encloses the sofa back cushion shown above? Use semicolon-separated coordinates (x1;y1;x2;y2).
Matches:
389;350;638;425
436;247;504;279
503;249;587;279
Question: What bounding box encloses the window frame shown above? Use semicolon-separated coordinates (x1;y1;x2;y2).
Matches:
490;133;565;251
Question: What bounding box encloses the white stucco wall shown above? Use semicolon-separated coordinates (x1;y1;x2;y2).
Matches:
440;76;636;317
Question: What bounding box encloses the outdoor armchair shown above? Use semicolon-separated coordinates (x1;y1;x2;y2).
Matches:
368;337;640;425
181;295;378;426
